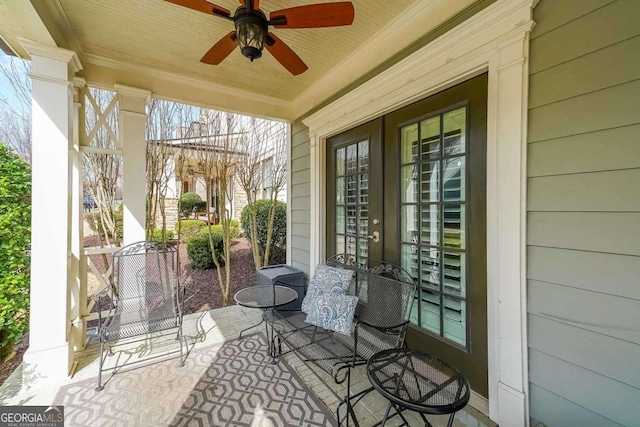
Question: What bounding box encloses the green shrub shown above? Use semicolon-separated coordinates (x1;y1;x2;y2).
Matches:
180;192;206;217
240;200;287;252
0;144;31;360
186;221;240;269
85;209;123;240
150;228;174;242
176;219;207;242
186;226;224;269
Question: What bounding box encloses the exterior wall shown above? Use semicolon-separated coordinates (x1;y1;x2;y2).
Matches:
526;1;640;426
289;120;311;277
232;176;247;222
154;197;179;232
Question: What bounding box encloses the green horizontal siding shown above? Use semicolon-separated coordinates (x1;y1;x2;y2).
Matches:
527;1;640;425
289;120;311;276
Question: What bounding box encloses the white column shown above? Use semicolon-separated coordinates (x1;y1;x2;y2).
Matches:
18;38;82;384
116;85;150;245
487;32;531;426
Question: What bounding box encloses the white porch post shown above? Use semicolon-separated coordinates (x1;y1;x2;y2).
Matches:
19;38;82;383
116;85;150;245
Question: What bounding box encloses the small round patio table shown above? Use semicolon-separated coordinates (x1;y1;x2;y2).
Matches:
233;285;298;339
366;348;470;427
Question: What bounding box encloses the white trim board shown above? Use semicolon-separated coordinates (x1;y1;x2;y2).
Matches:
303;0;535;425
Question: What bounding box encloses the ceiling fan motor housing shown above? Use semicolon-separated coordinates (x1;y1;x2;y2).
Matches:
234;7;268;61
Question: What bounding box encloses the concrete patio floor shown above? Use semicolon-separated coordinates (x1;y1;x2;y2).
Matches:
0;306;495;426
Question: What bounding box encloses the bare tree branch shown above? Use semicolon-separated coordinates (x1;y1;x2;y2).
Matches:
0;55;31;163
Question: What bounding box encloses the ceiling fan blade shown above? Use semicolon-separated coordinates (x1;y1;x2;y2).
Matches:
265;33;308;75
165;0;231;17
201;31;238;65
270;2;354;29
239;0;259;11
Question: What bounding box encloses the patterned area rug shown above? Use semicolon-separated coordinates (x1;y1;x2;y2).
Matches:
55;334;336;426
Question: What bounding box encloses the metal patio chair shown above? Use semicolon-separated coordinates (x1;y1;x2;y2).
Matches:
95;241;184;391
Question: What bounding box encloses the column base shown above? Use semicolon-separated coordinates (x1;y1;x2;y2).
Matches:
21;342;73;390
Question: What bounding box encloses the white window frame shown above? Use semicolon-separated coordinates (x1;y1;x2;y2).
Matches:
303;0;535;425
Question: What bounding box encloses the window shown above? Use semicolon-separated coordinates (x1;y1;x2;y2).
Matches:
261;158;273;199
335;140;369;269
400;107;468;347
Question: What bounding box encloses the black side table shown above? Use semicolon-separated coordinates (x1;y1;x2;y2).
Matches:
367;348;470;427
234;285;298;356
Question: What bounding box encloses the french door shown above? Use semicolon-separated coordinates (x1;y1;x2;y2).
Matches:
326;118;384;265
326;74;488;396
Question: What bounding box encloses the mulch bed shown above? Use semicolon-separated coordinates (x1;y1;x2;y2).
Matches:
0;236;285;387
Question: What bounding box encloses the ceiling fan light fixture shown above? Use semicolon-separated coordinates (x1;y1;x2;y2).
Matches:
234;8;267;61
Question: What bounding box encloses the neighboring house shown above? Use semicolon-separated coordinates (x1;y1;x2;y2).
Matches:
150;119;287;230
4;1;639;426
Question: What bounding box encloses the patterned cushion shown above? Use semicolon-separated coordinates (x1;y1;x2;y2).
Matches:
305;292;359;336
300;265;354;314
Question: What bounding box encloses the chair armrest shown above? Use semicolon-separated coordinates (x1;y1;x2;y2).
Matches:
355;318;409;333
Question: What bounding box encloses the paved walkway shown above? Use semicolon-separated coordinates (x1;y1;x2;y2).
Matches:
0;306;494;426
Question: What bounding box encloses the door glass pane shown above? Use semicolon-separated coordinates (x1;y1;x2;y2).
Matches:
420;289;441;334
443;204;465;249
359;174;368;204
420;204;439;246
443;156;465;201
358;205;368;237
443;251;465;297
346;206;357;234
334;140;369;261
346;175;357;204
443;107;466;156
399;106;468;348
336;147;346;176
410;298;419;325
420;247;439;290
401;243;419;280
346;236;357;255
336;177;345;204
336;207;345;234
420;161;439;203
444;296;466;346
357;238;369;259
358;140;369;172
336;235;345;254
346;144;357;174
401;205;418;243
401;123;419;164
401;165;418;203
420;116;440;161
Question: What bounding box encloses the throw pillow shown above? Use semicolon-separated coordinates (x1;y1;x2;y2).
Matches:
300;265;354;314
305;292;359;336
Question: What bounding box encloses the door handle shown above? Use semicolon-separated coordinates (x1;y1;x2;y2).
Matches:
368;231;380;243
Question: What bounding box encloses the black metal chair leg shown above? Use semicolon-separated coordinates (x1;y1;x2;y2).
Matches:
96;341;105;391
380;401;393;427
446;412;455;427
178;326;185;367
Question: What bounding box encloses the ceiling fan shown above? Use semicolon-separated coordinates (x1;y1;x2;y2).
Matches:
165;0;355;75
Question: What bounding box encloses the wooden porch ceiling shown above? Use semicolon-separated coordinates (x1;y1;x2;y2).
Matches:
1;0;477;120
